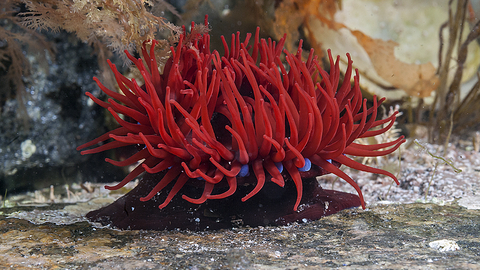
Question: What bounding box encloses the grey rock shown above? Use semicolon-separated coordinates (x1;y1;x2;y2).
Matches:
0;30;124;192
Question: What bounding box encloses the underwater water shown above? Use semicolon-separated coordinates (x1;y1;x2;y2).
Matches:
1;0;480;268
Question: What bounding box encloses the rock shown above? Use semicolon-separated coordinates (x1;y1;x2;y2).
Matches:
0;30;124;192
429;239;461;252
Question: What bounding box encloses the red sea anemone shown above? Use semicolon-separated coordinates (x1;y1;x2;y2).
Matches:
78;17;405;230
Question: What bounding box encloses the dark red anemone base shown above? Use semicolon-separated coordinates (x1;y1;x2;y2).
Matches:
78;16;405;230
87;164;362;230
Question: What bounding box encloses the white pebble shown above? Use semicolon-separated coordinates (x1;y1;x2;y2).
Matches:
429;239;460;252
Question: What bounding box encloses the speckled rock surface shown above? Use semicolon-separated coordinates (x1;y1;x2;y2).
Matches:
0;30;126;193
0;203;478;269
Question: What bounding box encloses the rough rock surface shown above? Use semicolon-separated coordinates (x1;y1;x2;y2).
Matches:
0;30;125;192
0;203;478;269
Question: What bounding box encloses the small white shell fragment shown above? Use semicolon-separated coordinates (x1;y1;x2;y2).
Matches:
457;196;480;210
429;239;460;252
21;139;36;160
